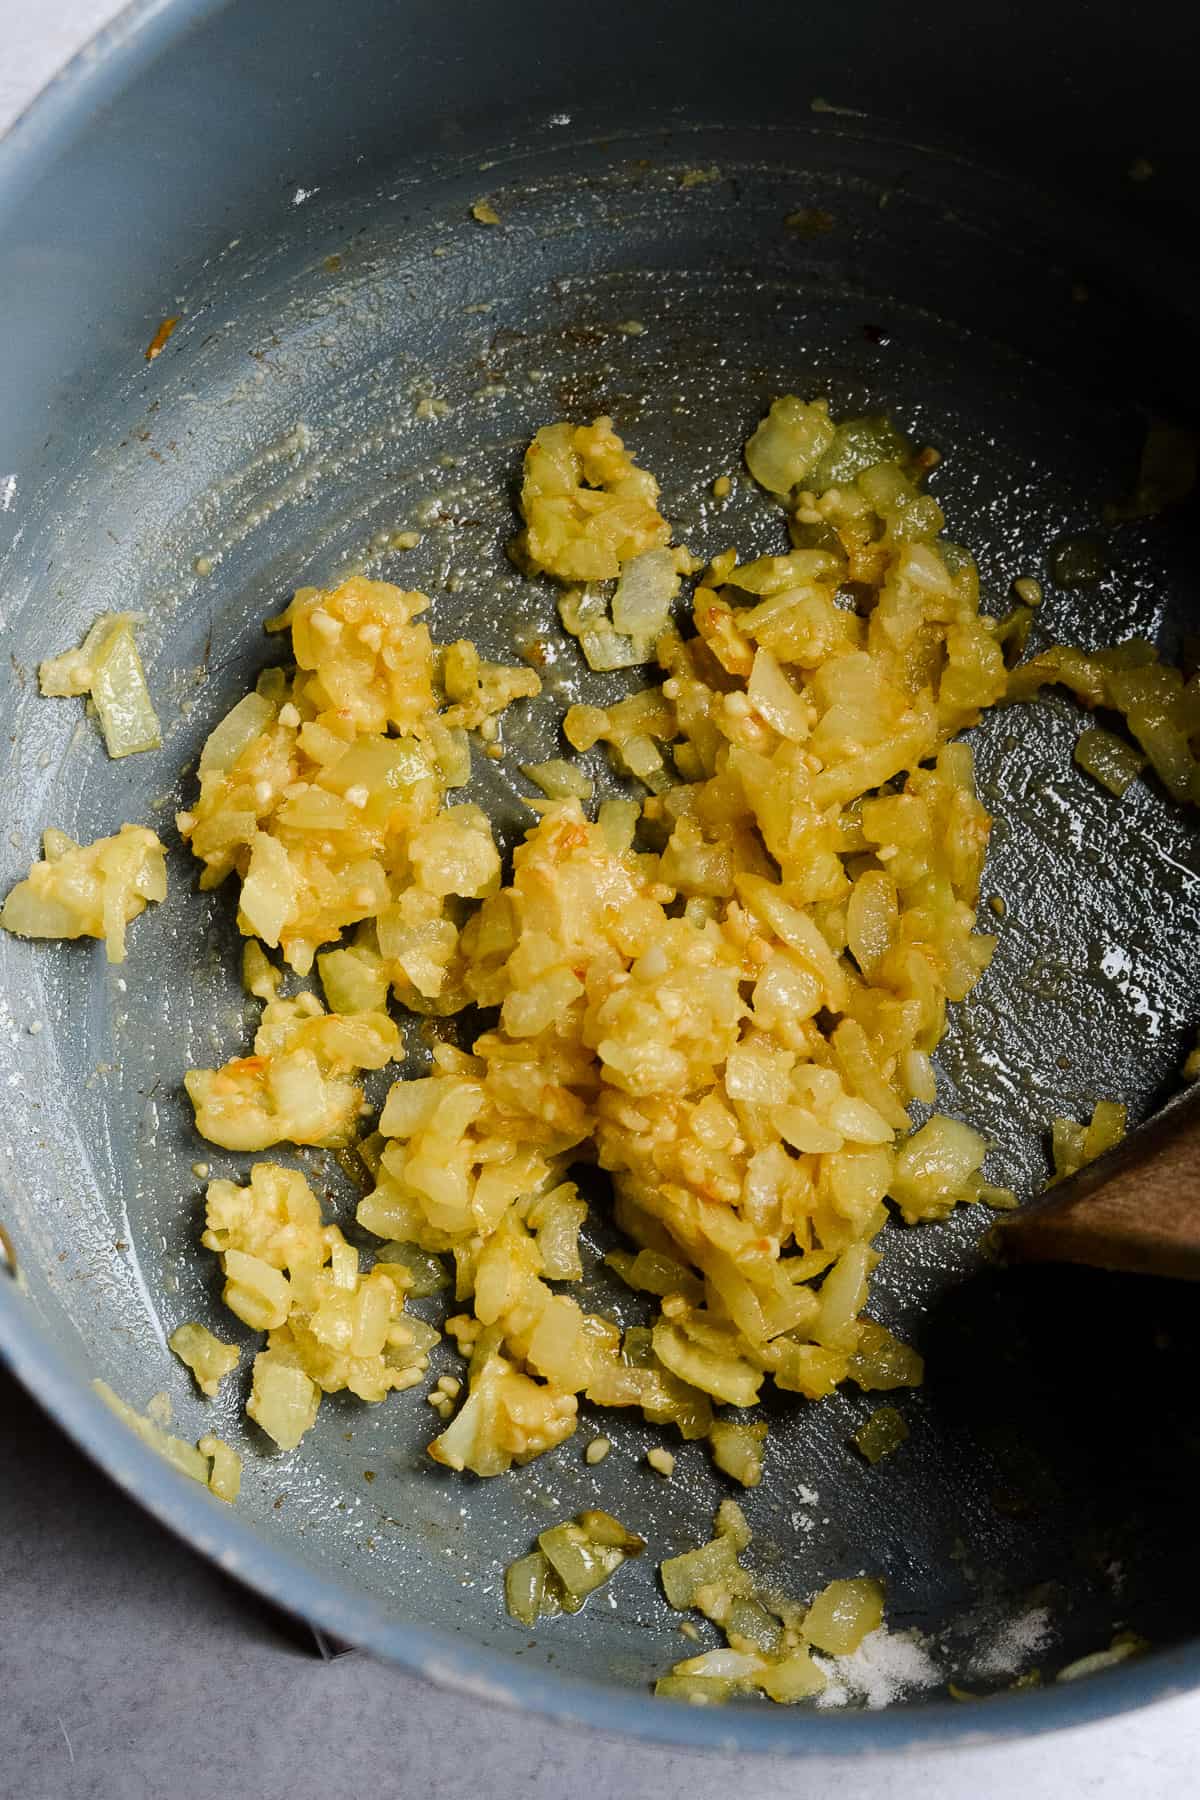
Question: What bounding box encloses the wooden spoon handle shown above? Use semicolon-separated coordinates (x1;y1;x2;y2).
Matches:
1001;1084;1200;1281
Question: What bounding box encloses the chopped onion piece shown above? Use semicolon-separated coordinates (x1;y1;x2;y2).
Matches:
39;611;161;758
611;547;679;638
674;1648;767;1680
90;622;162;758
744;396;836;496
748;647;810;740
93;1379;213;1485
520;759;593;800
199;691;280;776
579;625;647;671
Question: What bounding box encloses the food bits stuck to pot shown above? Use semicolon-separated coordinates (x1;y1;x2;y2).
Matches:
784;206;834;237
1012;576;1043;607
647;1447;676;1478
585;1437;612;1466
471;200;500;226
145;315;180;361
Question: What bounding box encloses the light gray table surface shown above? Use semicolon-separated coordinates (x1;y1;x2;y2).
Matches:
2;7;1198;1797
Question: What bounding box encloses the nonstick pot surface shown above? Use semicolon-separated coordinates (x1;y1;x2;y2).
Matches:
0;0;1198;1752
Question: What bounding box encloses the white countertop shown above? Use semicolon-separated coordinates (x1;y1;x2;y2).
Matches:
2;7;1198;1796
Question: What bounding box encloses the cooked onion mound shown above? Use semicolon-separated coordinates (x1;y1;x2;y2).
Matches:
185;401;1023;1470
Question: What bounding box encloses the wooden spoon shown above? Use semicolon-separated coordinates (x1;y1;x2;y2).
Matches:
1000;1083;1200;1280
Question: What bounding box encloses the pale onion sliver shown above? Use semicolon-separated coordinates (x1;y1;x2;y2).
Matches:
735;873;849;1011
199;691;278;776
611;547;678;638
239;831;297;946
846;869;899;977
675;1648;768;1681
776;1105;843;1155
748;647;811;741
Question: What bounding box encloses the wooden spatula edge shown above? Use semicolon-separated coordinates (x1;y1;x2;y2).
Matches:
998;1083;1200;1281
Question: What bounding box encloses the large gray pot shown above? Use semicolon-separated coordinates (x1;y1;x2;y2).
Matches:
1;0;1198;1754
